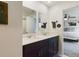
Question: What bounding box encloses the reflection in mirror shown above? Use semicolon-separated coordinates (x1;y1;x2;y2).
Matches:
23;6;36;34
63;6;79;57
63;6;79;32
41;22;47;29
38;13;48;35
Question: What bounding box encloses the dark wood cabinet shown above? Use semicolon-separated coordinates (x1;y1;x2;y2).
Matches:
23;36;59;57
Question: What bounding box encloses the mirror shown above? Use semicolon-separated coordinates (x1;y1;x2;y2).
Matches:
22;6;48;36
23;6;36;34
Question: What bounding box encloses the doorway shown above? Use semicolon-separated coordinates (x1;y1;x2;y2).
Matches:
63;6;79;57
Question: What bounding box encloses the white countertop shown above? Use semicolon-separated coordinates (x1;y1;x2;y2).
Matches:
23;33;58;45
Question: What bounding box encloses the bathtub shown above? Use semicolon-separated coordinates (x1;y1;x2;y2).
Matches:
64;32;79;40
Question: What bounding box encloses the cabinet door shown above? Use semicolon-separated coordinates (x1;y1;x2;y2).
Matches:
38;46;49;57
23;43;41;57
48;36;59;56
23;39;48;57
38;36;59;57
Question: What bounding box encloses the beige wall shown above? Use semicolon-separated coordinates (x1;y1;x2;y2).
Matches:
0;1;22;57
49;1;79;56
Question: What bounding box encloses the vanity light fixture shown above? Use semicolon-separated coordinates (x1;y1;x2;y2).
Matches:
52;21;57;28
57;24;61;28
64;14;68;20
52;21;61;28
41;22;47;29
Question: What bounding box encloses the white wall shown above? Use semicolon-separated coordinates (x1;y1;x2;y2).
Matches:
49;1;79;55
0;2;22;57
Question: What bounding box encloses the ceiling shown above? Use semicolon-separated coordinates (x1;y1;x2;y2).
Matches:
39;1;60;8
39;1;79;8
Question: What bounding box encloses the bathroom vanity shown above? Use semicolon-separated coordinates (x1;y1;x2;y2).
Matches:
23;34;59;57
23;3;59;57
